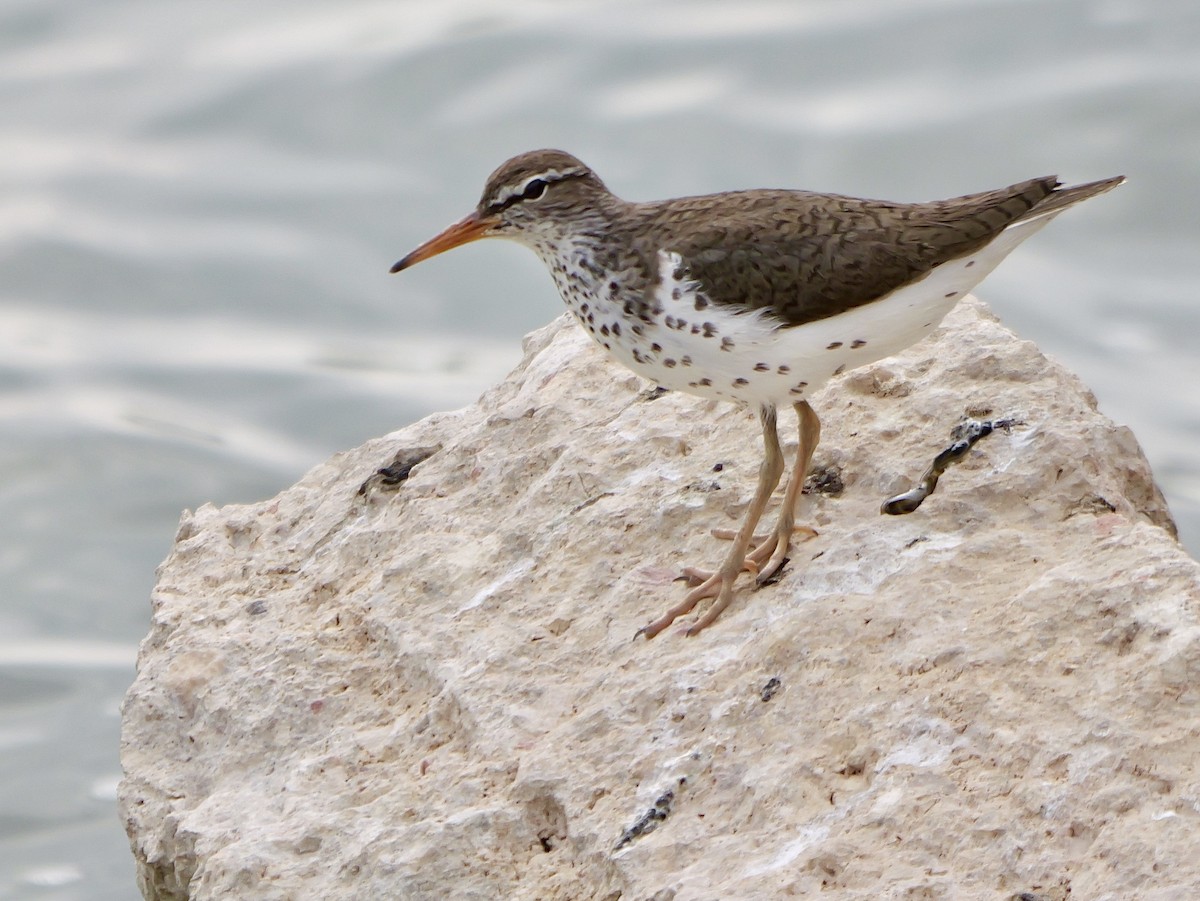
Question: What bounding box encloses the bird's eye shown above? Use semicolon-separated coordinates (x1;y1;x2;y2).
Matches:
522;178;547;200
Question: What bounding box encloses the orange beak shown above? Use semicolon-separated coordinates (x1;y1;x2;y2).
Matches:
389;210;497;273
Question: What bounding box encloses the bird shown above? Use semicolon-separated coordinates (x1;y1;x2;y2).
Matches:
390;149;1124;638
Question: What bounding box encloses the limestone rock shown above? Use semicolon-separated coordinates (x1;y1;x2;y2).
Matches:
120;298;1200;900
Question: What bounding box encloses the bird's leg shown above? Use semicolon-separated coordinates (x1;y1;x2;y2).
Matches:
639;405;784;638
747;400;821;584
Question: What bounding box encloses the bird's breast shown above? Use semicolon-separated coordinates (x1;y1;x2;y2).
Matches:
539;244;968;408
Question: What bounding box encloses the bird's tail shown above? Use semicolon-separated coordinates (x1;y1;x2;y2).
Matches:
1018;174;1126;224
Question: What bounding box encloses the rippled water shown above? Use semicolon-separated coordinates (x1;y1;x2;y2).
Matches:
2;1;1198;897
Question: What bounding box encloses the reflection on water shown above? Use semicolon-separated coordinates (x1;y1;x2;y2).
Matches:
2;0;1198;897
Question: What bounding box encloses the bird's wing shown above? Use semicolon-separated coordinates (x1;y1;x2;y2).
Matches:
644;177;1060;327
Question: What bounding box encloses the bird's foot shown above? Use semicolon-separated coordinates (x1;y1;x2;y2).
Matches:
677;525;818;587
642;525;818;639
746;524;818;585
638;567;742;640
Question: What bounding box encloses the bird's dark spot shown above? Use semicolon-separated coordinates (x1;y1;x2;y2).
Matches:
608;280;618;294
672;267;685;280
690;324;701;335
603;341;611;350
612;322;621;337
632;324;644;336
600;324;610;337
720;337;735;351
672;288;682;300
703;322;718;337
664;315;675;328
699;377;713;387
733;378;749;387
826;341;843;350
790;387;805;395
664;358;677;368
851;339;867;348
795;381;808;389
623;301;635;316
833;364;846;375
673;318;687;330
586;312;594;324
965;260;976;268
680;355;692;366
688;381;698;388
580;302;589;314
922;321;933;329
777;364;790;374
944;291;958;298
694;297;709;311
753;363;769;372
632;349;645;363
651;343;662;353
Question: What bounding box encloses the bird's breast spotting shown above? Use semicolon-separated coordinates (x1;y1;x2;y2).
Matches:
544;244;979;407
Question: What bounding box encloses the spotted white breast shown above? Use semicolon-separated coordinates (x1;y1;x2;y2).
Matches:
542;210;1061;408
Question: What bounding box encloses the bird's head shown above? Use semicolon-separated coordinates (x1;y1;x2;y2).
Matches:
390;149;612;273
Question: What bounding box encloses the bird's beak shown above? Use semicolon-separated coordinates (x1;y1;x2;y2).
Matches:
389;210;497;273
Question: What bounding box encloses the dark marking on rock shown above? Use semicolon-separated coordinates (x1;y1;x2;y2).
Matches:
614;787;678;850
760;677;782;702
359;445;440;495
804;465;845;497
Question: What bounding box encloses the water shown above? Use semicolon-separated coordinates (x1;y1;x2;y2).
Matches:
2;1;1198;897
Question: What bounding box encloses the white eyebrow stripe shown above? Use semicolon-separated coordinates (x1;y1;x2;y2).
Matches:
491;167;587;207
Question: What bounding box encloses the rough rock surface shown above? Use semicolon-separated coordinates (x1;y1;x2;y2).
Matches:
120;298;1199;900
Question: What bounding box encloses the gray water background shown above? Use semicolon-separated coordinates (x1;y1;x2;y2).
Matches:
1;1;1198;897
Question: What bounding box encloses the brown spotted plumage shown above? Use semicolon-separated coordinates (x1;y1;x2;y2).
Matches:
391;149;1124;637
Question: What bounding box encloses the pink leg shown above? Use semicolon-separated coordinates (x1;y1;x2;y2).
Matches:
639;405;785;638
749;400;821;584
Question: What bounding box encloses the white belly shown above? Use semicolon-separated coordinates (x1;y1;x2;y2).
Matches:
552;213;1056;408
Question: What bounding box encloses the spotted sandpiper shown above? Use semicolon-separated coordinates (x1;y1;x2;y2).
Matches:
391;150;1123;637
